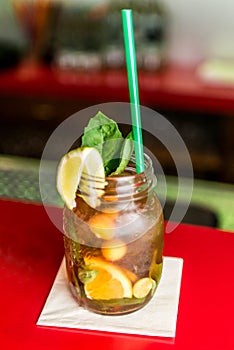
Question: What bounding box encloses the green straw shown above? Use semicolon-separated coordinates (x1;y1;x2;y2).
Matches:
122;9;144;173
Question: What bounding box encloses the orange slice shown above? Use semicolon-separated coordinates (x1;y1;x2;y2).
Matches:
122;267;138;283
133;277;154;298
84;256;132;300
88;212;118;240
101;239;127;261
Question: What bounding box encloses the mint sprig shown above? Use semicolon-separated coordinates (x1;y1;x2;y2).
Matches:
81;111;134;176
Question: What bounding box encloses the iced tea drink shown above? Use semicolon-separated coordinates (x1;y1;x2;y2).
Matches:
63;154;164;315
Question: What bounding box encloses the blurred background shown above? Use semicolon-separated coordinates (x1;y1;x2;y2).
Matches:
2;0;234;67
0;0;233;229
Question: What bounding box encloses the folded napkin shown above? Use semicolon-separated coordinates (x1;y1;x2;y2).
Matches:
37;257;183;338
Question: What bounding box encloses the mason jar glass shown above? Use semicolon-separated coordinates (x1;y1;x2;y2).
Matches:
63;153;164;315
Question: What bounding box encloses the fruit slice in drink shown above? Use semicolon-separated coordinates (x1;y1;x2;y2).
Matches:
83;256;132;300
56;147;106;210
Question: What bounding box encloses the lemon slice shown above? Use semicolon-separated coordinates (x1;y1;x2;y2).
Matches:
56;147;105;209
84;256;132;300
133;277;153;298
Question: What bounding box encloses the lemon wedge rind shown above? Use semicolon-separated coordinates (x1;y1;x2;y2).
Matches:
56;147;105;210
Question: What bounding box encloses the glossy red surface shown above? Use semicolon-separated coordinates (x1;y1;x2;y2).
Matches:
1;63;234;114
0;199;234;349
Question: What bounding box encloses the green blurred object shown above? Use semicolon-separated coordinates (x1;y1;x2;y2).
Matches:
198;58;234;86
0;155;233;232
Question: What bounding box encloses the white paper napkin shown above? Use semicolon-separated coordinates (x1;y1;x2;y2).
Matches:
37;257;183;338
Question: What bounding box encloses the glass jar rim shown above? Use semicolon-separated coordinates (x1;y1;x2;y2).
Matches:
79;152;156;203
105;152;153;181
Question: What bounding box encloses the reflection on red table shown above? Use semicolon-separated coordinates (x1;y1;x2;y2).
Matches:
0;199;234;350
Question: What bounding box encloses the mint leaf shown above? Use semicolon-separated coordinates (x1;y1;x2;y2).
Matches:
110;131;134;176
81;111;123;170
104;158;121;176
81;111;135;176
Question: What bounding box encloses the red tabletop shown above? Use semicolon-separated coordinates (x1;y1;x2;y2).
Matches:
0;199;234;350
